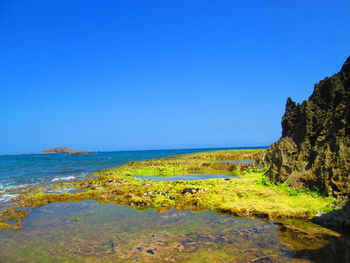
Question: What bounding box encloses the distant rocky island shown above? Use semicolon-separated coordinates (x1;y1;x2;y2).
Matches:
42;147;78;154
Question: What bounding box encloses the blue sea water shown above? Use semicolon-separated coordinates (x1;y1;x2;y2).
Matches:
0;147;265;201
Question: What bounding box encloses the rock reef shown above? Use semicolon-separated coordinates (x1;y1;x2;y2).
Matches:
256;57;350;198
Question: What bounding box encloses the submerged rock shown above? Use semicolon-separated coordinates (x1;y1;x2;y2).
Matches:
256;57;350;197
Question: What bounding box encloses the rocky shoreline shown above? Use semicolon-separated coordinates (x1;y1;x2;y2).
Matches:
0;149;338;232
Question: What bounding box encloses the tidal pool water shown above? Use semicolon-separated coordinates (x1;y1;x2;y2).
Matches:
221;160;253;165
0;200;349;263
135;174;238;181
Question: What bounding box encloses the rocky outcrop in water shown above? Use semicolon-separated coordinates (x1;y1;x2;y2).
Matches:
42;147;78;154
256;57;350;197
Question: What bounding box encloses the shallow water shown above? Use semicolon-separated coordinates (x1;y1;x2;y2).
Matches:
0;200;349;263
221;160;253;165
135;174;238;181
46;188;88;194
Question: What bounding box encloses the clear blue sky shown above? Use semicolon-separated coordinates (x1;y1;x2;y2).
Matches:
1;0;349;154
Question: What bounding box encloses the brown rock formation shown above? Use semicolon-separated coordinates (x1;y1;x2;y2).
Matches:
42;147;78;154
256;57;350;197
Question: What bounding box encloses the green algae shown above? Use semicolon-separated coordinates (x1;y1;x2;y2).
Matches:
16;172;334;220
0;149;337;231
169;148;266;161
97;158;241;177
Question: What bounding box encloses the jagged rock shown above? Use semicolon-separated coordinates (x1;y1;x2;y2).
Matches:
42;147;78;154
255;57;350;197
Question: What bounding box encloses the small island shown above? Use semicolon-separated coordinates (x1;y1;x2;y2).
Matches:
42;147;78;154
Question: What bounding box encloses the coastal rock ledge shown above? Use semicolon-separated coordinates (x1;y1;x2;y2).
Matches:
42;147;78;154
255;57;350;198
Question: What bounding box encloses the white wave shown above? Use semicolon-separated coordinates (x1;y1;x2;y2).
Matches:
0;194;19;202
16;184;33;188
0;183;33;191
51;176;76;182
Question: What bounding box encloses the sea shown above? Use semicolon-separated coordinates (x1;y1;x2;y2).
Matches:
0;147;264;202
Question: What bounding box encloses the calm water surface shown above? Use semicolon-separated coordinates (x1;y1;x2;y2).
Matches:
135;174;238;181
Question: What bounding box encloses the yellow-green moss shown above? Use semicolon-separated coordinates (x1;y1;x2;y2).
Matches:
93;158;241;177
16;170;335;221
169;148;266;161
0;149;337;229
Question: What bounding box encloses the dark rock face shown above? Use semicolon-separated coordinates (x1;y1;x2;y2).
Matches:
42;147;78;154
256;57;350;197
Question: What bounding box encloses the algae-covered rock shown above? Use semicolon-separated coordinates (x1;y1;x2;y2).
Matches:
256;57;350;197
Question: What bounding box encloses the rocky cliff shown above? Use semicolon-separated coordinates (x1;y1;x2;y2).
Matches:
256;57;350;197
